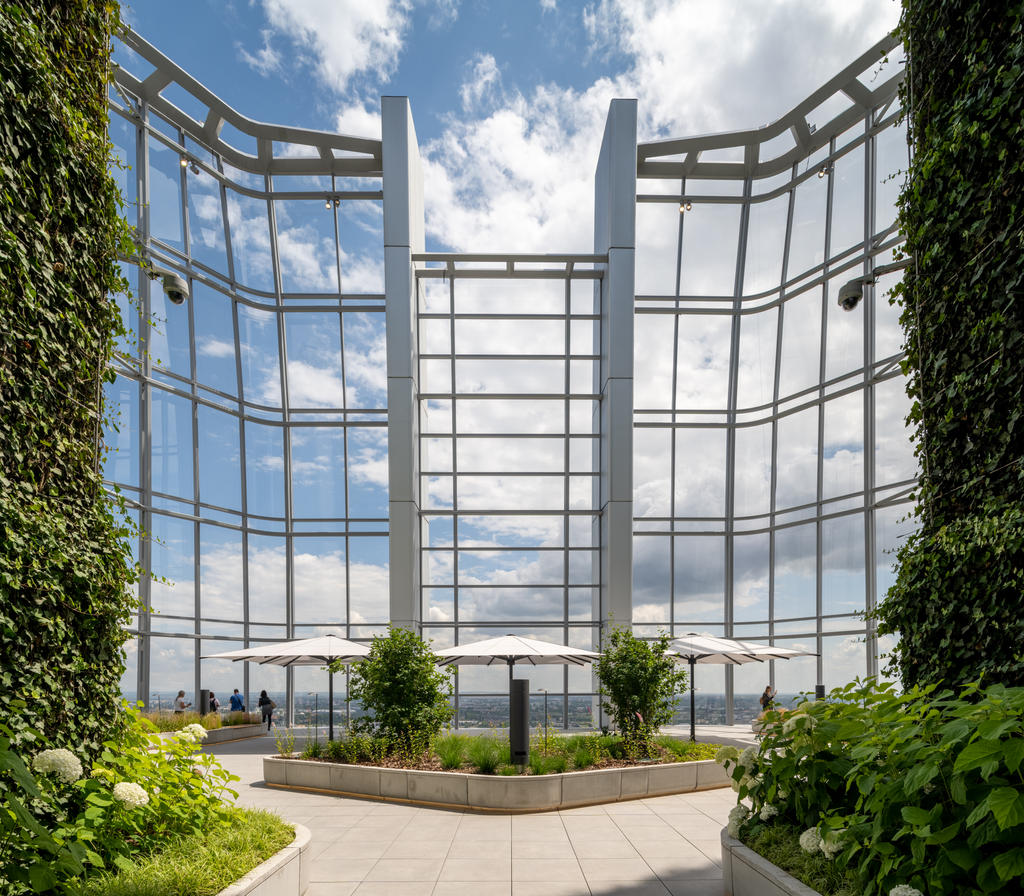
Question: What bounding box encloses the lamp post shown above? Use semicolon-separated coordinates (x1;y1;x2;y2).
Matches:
308;692;318;744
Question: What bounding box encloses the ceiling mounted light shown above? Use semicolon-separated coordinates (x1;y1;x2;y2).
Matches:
325;198;332;209
679;201;692;213
189;162;200;175
179;156;188;168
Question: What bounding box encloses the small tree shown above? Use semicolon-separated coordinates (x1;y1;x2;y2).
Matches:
334;627;453;755
595;628;687;757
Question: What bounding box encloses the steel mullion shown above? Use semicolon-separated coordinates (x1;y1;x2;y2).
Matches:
864;114;879;679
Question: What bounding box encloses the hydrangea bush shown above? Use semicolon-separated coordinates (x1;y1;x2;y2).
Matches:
0;704;239;894
719;680;1024;895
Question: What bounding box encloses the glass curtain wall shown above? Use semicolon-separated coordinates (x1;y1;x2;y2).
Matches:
416;263;604;728
633;41;917;725
106;39;386;722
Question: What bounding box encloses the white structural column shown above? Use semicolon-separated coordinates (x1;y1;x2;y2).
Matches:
382;96;425;632
593;99;637;667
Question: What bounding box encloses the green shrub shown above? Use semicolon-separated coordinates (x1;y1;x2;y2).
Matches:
142;712;222;732
0;705;239;894
335;627;452;755
572;745;596;769
435;734;467;770
323;733;390;765
721;680;1024;896
300;740;324;760
595;628;686;758
466;736;508;774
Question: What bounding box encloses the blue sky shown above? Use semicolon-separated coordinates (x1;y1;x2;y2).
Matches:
120;0;901;253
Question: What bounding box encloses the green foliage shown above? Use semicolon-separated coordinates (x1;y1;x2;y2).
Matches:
321;733;390;765
140;711;261;732
434;734;467;770
877;0;1024;688
595;628;687;757
0;1;138;759
721;680;1024;896
466;735;509;774
335;627;453;754
741;822;858;896
0;705;239;894
73;808;293;896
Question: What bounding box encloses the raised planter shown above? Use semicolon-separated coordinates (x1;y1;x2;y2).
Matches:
204;723;268;744
263;756;729;812
218;823;311;896
721;827;822;896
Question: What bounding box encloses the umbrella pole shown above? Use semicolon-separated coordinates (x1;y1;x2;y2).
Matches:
328;670;334;743
690;658;696;743
508;660;513;729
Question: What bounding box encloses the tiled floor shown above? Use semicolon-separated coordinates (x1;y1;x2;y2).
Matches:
207;735;736;895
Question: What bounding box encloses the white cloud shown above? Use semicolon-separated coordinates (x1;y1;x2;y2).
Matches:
237;29;284;77
460;53;503;113
250;0;413;93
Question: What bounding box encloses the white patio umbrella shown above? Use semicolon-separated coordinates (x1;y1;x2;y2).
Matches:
434;634;601;730
205;634;369;741
668;633;765;742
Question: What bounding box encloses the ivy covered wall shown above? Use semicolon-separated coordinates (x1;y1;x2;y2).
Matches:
877;0;1024;688
0;1;136;757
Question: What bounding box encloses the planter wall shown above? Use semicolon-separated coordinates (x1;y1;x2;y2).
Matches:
204;723;268;744
218;824;311;896
264;757;729;812
721;828;822;896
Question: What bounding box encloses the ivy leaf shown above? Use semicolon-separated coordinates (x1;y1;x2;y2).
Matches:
988;787;1024;831
993;848;1024;882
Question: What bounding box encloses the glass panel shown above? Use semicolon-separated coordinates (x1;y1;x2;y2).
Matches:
822;391;863;499
734;424;772;518
825;272;865;380
829;144;865;256
349;536;389;625
275;200;339;293
787;171;827;278
733;533;770;622
150;286;192;378
674;428;726;517
674;536;724;624
193;283;238;395
822;634;867;691
244;422;285;518
197;405;241;510
238;305;281;406
455;318;564;355
633;536;670;624
227;189;274;292
291;427;346;518
777;288;823;398
150;387;193;499
285;312;344;408
634;313;675;409
679;203;741;295
822;513;865;617
675;314;731;410
744;194;789;294
247;534;286;623
103;376;139;487
455;359;564;395
456;438;564;474
148;637;195;711
875;376;918;484
735;307;778;409
186;165;228;274
294;537;346;623
775;406;819;511
343;312;387;409
149;514;195;624
635;202;680;296
454;279;563;315
774;523;816;620
874;120;907;229
348;427;388;518
147;133;184;250
199;524;243;619
769;638;818;707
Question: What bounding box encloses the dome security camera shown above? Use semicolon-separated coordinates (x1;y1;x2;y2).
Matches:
162;272;189;305
838;278;868;312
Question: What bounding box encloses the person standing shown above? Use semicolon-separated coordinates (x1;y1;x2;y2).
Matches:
759;685;777;712
258;689;275;730
209;691;221;713
173;690;191;713
229;689;245;712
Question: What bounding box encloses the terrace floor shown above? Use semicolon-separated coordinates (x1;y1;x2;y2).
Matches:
207;728;747;896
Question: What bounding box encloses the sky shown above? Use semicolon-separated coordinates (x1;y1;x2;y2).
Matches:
119;0;901;254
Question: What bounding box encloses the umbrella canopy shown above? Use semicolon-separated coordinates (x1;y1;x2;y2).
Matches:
205;634;369;740
735;640;817;661
668;633;765;742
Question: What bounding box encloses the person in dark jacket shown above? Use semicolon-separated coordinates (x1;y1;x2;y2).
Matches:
258;689;275;730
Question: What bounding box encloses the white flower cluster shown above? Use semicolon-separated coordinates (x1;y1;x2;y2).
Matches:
759;803;779;821
731;773;756;793
799;828;823;853
112;782;150;808
715;745;740;765
178;723;208;743
33;749;83;783
889;886;924;896
737;746;758;769
820;831;845;859
727;804;750;838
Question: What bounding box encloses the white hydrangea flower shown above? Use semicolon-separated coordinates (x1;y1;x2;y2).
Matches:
737;746;758;769
821;830;845;859
715;745;740;765
33;749;83;783
889;886;924;896
776;786;787;800
112;782;150;808
178;723;208;743
782;715;800;734
727;804;750;838
799;828;823;853
759;803;778;821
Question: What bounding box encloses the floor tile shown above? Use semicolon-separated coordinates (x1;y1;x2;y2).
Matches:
446;838;512;860
353;882;435;896
511;858;586;882
570;839;641;859
306;883;358;896
363;858;446;882
512;840;578;859
433;882;511;896
662;879;726;896
309;857;378;882
438;857;512;881
587;880;670;895
512;882;589;896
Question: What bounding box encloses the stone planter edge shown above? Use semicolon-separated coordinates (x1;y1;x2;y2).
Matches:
721;827;822;896
217;823;311;896
263;756;730;811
